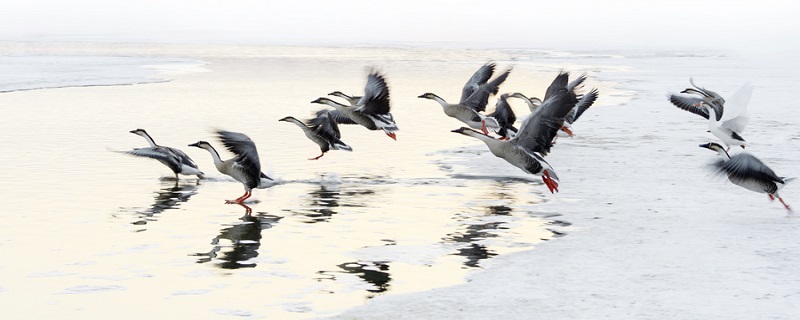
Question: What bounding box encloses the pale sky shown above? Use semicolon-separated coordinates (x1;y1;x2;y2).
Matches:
1;0;797;53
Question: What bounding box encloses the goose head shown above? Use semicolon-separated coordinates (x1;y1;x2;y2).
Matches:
699;142;730;157
328;91;347;98
188;141;213;150
311;97;340;106
129;128;149;137
278;116;298;122
417;93;440;100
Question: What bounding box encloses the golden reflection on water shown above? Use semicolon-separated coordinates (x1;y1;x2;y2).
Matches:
0;44;598;318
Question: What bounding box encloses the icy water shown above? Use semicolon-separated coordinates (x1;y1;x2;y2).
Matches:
0;43;631;319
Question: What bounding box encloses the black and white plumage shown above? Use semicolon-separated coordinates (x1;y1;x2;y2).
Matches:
312;70;398;140
188;130;273;204
450;90;579;194
279;111;353;160
669;79;752;149
418;63;511;134
124;128;204;180
562;87;599;136
486;93;517;139
700;142;793;211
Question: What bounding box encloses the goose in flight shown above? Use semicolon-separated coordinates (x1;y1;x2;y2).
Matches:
279;110;353;160
669;80;752;149
312;69;398;140
124;128;204;180
189;130;273;204
418;62;511;134
451;90;578;193
700;142;792;211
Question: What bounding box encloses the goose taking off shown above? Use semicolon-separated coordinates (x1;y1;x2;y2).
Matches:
419;63;511;134
312;70;398;140
189;130;274;204
279;110;353;160
124;128;204;180
669;80;752;149
700;142;792;211
486;93;517;139
451;90;578;194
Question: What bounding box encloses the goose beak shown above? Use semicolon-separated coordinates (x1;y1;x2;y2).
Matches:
188;142;200;148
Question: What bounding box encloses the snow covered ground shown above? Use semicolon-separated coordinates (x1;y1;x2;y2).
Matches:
331;52;800;319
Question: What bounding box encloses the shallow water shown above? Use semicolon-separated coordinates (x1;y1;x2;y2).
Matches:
0;44;631;318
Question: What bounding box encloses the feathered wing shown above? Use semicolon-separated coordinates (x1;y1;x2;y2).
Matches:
123;147;181;172
486;94;517;137
310;111;352;150
566;73;586;92
543;72;570;102
216;130;261;187
166;147;199;168
668;93;711;119
460;63;495;103
567;88;599;124
461;67;512;112
713;153;783;183
356;70;391;115
512;91;579;156
720;82;752;132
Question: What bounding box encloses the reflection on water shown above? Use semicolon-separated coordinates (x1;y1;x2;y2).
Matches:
289;181;376;224
124;180;198;228
318;261;393;297
193;203;283;269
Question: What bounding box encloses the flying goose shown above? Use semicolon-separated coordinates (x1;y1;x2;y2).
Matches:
700;142;792;211
312;70;398;140
189;130;273;204
279;110;353;160
124;128;204;180
508;92;542;113
418;63;511;134
562;87;600;137
327;91;362;106
451;90;578;193
669;80;752;149
486;93;517;139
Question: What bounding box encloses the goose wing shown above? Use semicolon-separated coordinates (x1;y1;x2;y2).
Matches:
124;147;181;172
216;130;261;186
460;63;495;103
355;71;391;116
713;153;783;184
689;78;726;104
487;94;516;129
462;67;511;112
668;93;712;119
719;82;752;133
542;72;570;103
310;110;344;140
566;73;587;93
511;91;578;156
567;88;599;124
166;146;199;168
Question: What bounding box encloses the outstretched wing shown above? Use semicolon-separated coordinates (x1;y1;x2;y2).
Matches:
512;91;578;156
462;67;512;112
355;70;391;116
319;109;358;125
668;93;711;120
216;130;261;184
713;153;783;184
720;82;752;132
123;147;181;172
310;110;344;140
460;63;495;103
567;88;599;124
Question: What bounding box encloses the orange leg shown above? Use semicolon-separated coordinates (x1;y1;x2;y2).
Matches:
386;132;397;140
309;152;325;160
226;190;251;204
481;120;489;135
560;126;574;137
542;171;559;194
778;197;791;211
768;194;775;201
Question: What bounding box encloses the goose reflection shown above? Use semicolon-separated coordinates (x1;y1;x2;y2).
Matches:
193;203;282;269
444;221;503;268
130;181;198;226
317;261;392;296
301;184;341;223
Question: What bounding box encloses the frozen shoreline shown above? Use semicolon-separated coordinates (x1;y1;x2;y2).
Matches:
330;53;800;319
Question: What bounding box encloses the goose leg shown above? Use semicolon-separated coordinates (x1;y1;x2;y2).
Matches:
542;171;559;194
768;194;775;201
309;152;326;160
386;132;397;140
778;197;791;211
226;190;251;204
480;120;489;135
560;126;574;137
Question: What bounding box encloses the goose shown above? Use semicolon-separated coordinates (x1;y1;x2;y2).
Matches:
486;93;517;139
188;130;274;204
327;91;361;106
124;128;204;180
700;142;792;211
561;87;600;137
669;80;752;149
312;70;398;140
279;110;353;160
451;90;578;194
418;63;511;134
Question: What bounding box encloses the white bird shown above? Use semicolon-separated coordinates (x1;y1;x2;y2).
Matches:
418;63;511;134
189;130;273;204
124;128;204;180
279;110;353;160
451;89;578;194
669;80;752;149
312;70;398;140
700;142;793;211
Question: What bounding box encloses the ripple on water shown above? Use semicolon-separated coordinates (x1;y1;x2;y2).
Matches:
58;285;125;294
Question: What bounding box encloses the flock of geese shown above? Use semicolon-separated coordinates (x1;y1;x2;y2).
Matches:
668;80;793;211
121;62;792;211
